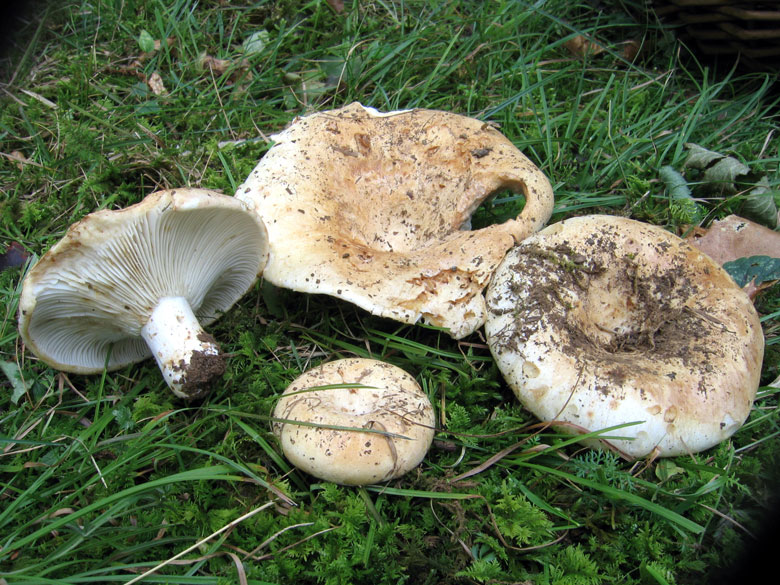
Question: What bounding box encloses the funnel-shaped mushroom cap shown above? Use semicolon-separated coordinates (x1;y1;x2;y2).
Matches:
273;358;436;485
236;102;554;339
485;215;765;458
18;188;268;398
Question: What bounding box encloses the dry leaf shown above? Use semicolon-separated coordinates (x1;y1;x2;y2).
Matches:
198;53;252;85
688;215;780;265
742;278;776;300
147;72;167;96
3;150;35;171
565;36;640;62
620;39;641;61
199;54;233;74
564;35;605;57
103;61;145;79
153;37;176;51
327;0;345;12
154;519;169;541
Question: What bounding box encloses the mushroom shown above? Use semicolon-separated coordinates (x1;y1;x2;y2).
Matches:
484;215;764;458
17;188;269;400
272;358;436;485
236;102;554;339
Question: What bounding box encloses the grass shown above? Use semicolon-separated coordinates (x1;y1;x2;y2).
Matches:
1;0;779;583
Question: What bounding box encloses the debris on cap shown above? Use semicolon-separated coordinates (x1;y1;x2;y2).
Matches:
485;214;764;458
237;102;554;339
273;358;436;485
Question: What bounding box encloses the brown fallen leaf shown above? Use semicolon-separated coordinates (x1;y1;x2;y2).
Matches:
326;0;345;13
199;53;233;74
742;279;776;301
3;150;36;170
198;53;252;85
619;39;641;62
147;71;167;96
153;37;176;52
688;215;780;265
564;35;641;62
104;61;146;80
564;35;605;57
688;214;780;300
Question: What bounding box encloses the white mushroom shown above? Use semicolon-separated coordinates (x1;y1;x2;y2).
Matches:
272;358;436;485
17;188;269;399
485;215;764;458
236;102;554;339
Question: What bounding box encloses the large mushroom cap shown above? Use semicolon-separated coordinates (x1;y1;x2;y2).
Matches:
485;215;764;458
236;102;554;339
18;188;269;399
273;358;436;485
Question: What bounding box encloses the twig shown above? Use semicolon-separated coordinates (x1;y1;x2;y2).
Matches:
450;365;585;482
124;500;276;584
250;526;339;561
243;521;314;558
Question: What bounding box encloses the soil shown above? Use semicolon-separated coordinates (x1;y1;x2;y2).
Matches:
488;221;725;387
176;332;226;399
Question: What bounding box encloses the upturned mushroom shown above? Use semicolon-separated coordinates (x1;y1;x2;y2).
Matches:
236;102;554;339
484;215;764;458
273;358;436;485
18;188;269;400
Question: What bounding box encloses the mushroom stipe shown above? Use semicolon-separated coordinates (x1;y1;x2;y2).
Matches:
18;188;269;400
485;215;765;458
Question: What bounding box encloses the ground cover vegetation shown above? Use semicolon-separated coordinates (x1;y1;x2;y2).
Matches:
1;0;779;583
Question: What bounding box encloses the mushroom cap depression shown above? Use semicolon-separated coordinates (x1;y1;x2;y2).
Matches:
273;358;436;485
18;188;269;375
485;215;764;458
236;102;554;339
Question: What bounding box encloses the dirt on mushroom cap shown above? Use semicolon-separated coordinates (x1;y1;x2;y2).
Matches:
237;102;554;339
273;358;436;485
485;215;764;458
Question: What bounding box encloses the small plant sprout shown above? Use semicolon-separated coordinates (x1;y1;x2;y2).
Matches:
236;102;554;339
17;188;269;400
273;358;436;485
485;215;765;458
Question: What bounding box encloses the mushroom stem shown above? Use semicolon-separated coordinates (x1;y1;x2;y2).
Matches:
141;296;226;400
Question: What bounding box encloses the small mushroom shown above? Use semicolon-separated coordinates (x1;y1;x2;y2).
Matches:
485;215;764;458
272;358;436;485
236;102;554;339
17;188;269;400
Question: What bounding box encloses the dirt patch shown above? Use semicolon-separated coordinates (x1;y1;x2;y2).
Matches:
177;349;226;400
489;222;724;387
